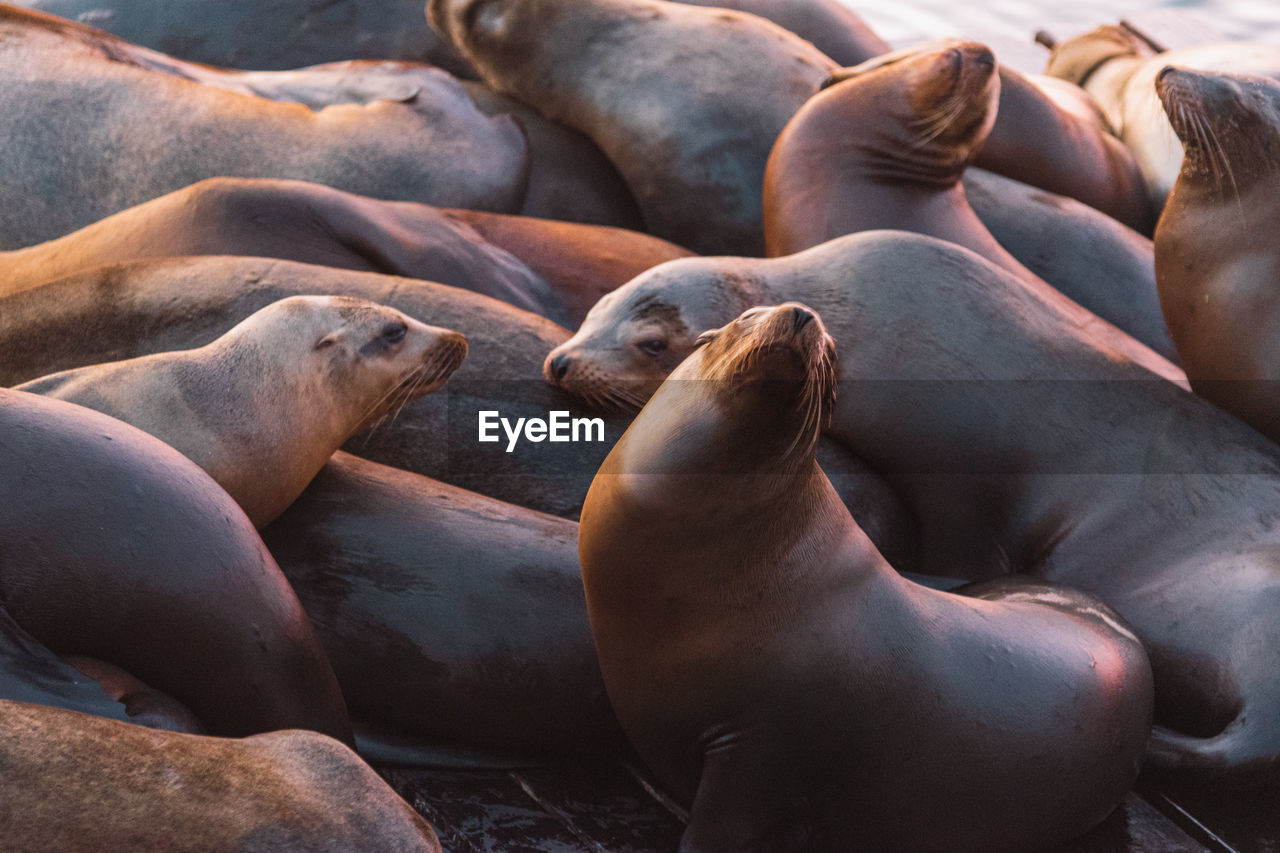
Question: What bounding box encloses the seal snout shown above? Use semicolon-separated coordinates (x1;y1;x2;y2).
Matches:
791;305;815;333
547;351;574;382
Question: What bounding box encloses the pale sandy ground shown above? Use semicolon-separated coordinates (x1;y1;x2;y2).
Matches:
845;0;1280;72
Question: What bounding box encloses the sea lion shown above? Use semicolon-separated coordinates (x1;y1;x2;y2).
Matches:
0;6;638;249
1045;26;1280;209
0;176;688;326
0;388;352;741
18;0;474;76
763;41;1177;360
427;0;838;255
672;0;888;67
1154;66;1280;445
17;295;468;529
261;451;625;756
579;302;1153;851
0;700;441;852
561;231;1280;782
0;258;915;557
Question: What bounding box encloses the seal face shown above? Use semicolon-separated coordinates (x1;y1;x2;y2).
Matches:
18;295;468;528
579;302;1152;852
1154;67;1280;443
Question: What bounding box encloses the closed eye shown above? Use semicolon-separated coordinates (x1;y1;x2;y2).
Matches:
382;322;408;344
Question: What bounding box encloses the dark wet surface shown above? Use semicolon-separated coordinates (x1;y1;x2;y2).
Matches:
377;758;1280;852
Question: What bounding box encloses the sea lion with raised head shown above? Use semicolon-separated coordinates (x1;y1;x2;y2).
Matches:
763;41;1176;360
559;231;1280;783
427;0;837;255
579;302;1153;851
1154;66;1280;446
0;388;352;741
0;6;639;249
1046;25;1280;209
0;700;441;852
17;295;467;529
1;176;688;326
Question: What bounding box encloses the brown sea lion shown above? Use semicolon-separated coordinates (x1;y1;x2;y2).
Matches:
763;41;1177;361
0;388;352;741
579;302;1153;851
560;231;1280;783
17;296;467;528
18;0;473;76
262;451;625;756
1154;66;1280;445
0;6;638;250
1046;26;1280;209
0;176;687;326
427;0;837;255
0;700;441;852
0;258;915;557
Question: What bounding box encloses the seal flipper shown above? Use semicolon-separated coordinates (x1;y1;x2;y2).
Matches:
1147;712;1280;785
679;749;812;853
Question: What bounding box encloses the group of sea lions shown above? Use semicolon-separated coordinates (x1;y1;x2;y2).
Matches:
4;0;1280;850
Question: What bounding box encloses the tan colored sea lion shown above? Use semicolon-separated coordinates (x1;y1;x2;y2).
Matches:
1;176;688;326
1154;66;1280;445
1046;26;1280;209
0;700;441;852
427;0;837;255
763;41;1176;360
557;231;1280;783
0;388;352;741
0;6;638;249
17;295;467;528
0;258;917;561
579;302;1153;851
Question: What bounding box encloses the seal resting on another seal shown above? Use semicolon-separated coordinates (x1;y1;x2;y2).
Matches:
559;232;1280;782
579;302;1153;851
1046;25;1280;210
0;700;441;852
0;388;352;741
18;295;468;528
0;176;689;326
0;6;639;249
1154;66;1280;445
763;41;1176;360
427;0;837;255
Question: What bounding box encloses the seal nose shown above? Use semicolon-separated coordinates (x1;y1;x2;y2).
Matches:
549;352;573;382
1157;65;1176;85
791;306;815;334
973;49;995;70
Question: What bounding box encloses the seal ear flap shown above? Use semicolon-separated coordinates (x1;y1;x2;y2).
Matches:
693;329;720;349
314;332;341;351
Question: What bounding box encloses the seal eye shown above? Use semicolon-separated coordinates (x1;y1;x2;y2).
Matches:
382;322;408;344
693;329;720;349
637;339;666;357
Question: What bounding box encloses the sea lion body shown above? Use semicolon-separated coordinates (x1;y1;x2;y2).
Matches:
0;700;440;852
17;295;467;528
1155;67;1280;445
0;7;637;249
559;231;1280;782
672;0;888;66
1;177;685;326
262;451;624;755
428;0;837;255
1047;28;1280;209
764;42;1176;361
0;389;351;741
579;303;1152;851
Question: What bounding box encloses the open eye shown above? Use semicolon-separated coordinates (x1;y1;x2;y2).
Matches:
382;322;407;344
636;339;666;357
